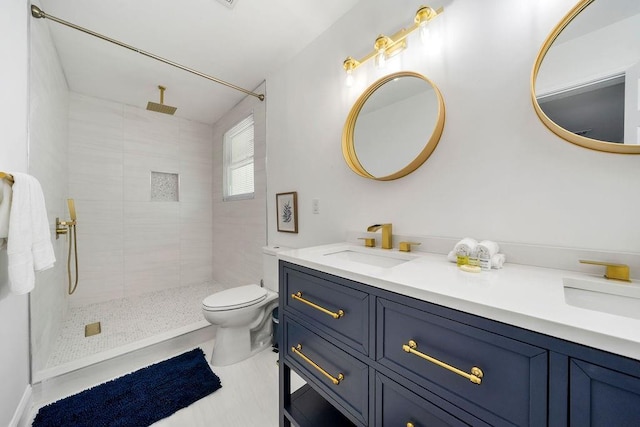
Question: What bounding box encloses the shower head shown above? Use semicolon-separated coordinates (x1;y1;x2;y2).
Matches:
67;198;77;221
146;85;177;115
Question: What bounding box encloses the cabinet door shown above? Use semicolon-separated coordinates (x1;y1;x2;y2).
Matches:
570;358;640;426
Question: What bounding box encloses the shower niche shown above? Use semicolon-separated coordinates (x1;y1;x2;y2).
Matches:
150;171;179;202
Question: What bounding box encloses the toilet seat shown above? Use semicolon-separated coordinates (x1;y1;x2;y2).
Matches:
203;284;267;311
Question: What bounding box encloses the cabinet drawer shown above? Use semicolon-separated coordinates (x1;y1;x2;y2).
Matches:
284;315;369;425
376;373;490;427
377;298;547;426
282;264;369;355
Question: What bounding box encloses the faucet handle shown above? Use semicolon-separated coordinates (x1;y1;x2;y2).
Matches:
399;241;421;252
358;237;375;248
579;260;630;282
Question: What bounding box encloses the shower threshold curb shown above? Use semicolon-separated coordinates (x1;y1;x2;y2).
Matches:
33;320;212;383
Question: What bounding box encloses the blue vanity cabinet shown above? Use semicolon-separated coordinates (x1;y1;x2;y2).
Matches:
278;261;640;427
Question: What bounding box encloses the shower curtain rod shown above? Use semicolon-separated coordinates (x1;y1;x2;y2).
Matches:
30;5;265;101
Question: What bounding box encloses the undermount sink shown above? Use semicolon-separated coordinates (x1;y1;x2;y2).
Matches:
563;277;640;320
323;248;415;268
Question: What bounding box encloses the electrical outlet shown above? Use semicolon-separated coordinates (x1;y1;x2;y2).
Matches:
312;199;320;214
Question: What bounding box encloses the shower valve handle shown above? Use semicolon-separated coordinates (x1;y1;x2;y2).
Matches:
55;217;76;239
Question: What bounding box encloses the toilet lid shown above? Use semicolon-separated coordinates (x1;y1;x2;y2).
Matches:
202;284;267;311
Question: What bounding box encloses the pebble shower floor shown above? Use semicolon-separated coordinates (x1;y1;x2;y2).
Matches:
46;282;226;368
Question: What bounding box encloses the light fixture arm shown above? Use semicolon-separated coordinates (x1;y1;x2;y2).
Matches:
343;5;443;73
30;5;265;101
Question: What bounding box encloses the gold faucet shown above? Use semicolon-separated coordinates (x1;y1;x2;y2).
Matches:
367;224;392;249
580;260;630;282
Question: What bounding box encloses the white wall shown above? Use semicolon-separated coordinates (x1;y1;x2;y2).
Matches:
212;82;267;286
266;0;640;255
0;1;30;425
67;93;214;306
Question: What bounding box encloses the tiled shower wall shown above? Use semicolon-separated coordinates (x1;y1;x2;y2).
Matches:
67;93;214;307
29;9;71;373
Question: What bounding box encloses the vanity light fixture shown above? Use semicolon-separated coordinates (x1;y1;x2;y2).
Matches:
343;5;443;85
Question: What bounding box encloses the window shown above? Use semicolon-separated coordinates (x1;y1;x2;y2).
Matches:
223;114;254;200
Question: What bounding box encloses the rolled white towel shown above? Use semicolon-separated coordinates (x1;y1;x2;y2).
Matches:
453;238;477;257
447;251;457;263
476;240;499;259
491;253;506;269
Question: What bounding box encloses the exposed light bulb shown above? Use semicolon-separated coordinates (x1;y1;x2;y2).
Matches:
345;69;354;87
375;50;387;69
419;21;429;45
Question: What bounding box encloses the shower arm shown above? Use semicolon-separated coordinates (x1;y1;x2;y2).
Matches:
30;5;265;102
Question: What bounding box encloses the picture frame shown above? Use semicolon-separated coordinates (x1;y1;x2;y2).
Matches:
276;192;298;233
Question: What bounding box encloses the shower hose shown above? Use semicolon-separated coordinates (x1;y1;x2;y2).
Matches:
67;223;79;295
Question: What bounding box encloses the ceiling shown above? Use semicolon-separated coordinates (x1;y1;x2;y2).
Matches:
36;0;360;124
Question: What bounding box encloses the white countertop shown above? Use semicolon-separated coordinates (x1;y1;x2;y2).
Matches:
278;243;640;361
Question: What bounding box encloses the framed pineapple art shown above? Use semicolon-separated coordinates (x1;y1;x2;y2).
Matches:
276;192;298;233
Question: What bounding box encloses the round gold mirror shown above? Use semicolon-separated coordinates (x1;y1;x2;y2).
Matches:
531;0;640;153
342;71;445;180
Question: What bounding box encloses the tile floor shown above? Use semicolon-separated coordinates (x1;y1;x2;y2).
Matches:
46;282;226;368
31;282;306;426
154;344;282;427
31;341;304;427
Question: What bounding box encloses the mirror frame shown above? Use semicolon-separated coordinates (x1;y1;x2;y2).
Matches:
531;0;640;154
342;71;446;180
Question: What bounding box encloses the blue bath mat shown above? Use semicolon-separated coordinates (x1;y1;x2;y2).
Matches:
33;348;222;427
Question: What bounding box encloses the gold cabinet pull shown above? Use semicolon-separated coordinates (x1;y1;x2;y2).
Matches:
402;340;483;385
291;344;345;385
406;423;415;427
291;292;344;319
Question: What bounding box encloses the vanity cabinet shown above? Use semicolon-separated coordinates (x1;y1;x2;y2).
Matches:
278;261;640;426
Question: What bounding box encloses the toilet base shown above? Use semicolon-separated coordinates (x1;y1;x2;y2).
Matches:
210;325;272;366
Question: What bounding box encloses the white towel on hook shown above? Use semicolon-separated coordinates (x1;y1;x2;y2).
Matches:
0;179;12;249
7;173;56;294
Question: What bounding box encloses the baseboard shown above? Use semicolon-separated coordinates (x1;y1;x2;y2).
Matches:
9;384;32;427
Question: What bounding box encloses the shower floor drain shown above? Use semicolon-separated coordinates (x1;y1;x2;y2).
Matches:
85;322;102;337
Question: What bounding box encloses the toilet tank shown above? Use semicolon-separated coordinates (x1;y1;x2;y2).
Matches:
262;246;291;292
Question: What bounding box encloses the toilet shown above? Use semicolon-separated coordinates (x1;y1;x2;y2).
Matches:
202;246;287;366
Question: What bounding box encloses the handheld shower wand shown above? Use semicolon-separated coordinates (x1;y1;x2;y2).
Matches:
56;199;79;294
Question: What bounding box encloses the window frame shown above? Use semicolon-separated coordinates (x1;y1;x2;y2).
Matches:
222;114;255;201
